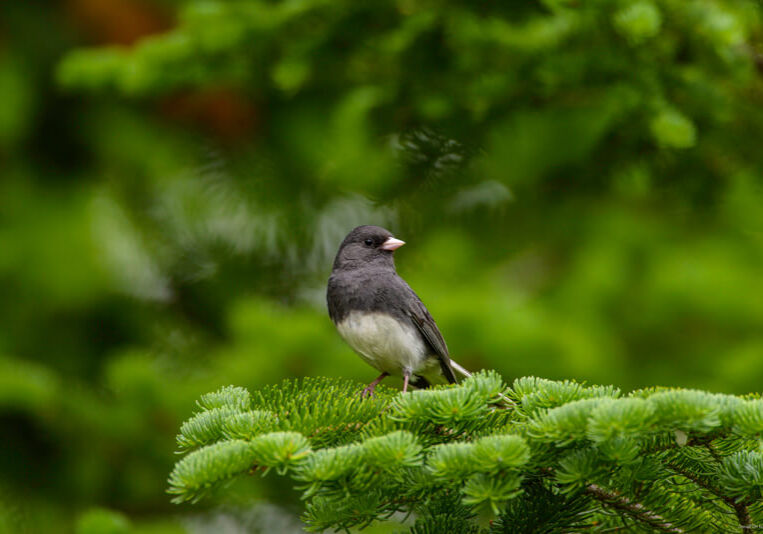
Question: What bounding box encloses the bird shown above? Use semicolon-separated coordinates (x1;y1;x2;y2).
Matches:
326;225;470;396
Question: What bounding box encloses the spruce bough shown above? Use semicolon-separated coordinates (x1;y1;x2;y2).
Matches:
168;372;763;532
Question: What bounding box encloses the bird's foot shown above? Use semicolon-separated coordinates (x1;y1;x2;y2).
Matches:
360;384;377;398
360;372;389;399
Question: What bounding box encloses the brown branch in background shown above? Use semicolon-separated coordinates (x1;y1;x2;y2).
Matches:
585;484;684;534
704;442;723;464
702;443;752;532
734;501;753;533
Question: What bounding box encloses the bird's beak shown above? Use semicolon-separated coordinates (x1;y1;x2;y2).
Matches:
381;237;405;251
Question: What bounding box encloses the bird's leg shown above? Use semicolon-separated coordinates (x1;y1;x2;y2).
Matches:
361;372;388;398
402;371;410;393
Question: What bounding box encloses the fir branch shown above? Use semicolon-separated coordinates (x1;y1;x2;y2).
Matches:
585;484;684;533
734;502;753;533
705;442;724;464
169;374;763;531
639;431;726;455
664;460;753;531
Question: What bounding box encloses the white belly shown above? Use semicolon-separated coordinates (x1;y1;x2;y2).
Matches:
336;311;431;376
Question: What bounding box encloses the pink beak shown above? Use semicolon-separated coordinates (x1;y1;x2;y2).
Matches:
381;237;405;251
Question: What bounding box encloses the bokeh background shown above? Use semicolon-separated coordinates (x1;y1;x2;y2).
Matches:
2;0;763;532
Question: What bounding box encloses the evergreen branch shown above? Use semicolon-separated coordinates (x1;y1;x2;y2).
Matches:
705;442;724;464
169;375;763;531
641;432;725;455
734;502;753;533
664;461;723;498
585;484;684;533
664;461;752;531
197;386;251;412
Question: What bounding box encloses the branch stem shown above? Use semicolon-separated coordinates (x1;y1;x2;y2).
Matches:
664;462;751;532
585;484;684;534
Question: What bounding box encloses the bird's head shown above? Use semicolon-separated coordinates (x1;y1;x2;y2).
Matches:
332;225;405;271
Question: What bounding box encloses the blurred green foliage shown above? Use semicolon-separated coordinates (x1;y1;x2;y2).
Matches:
2;0;763;531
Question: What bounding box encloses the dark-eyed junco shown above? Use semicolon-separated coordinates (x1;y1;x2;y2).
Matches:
327;225;469;395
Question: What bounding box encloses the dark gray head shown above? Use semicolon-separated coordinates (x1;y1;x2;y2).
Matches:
332;225;405;271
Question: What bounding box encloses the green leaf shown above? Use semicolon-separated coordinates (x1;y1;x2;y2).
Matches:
613;2;662;44
302;492;384;532
197;385;251;412
251;377;391;447
586;397;655;462
223;410;279;440
462;473;523;513
472;435;530;472
556;448;606;492
512;377;619;417
249;431;312;474
293;444;364;485
167;440;257;503
390;387;488;425
647;390;721;433
176;407;239;450
733;400;763;436
427;442;476;481
361;431;423;470
526;398;601;445
718;450;763;502
650;109;697;149
461;369;507;401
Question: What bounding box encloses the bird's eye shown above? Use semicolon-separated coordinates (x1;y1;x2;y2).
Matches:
364;239;373;246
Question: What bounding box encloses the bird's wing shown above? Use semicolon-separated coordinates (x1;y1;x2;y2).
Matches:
402;286;458;384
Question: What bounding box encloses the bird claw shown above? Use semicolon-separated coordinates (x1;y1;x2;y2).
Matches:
359;372;388;399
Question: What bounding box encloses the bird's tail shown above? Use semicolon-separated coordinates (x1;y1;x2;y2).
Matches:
450;360;471;379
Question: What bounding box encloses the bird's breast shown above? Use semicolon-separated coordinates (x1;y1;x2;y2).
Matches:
335;311;429;376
